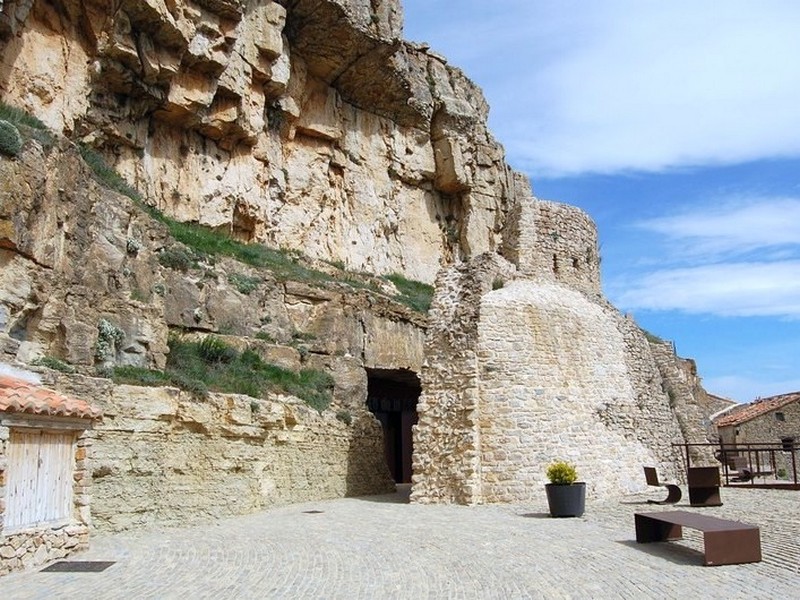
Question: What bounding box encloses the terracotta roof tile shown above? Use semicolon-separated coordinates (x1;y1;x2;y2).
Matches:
0;375;102;421
714;391;800;427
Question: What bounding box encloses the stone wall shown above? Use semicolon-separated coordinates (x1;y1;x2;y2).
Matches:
0;428;91;576
500;195;600;295
411;253;515;504
475;281;671;500
530;201;601;294
412;194;714;503
48;374;394;533
648;342;716;468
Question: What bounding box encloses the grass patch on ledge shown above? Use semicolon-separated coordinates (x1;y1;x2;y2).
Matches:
384;273;434;313
112;336;334;412
165;218;334;285
0;101;49;131
0;100;54;150
74;135;432;311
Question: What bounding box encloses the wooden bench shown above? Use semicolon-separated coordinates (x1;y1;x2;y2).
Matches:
635;510;761;566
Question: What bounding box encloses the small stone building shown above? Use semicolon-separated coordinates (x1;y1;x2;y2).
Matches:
714;391;800;478
0;374;102;575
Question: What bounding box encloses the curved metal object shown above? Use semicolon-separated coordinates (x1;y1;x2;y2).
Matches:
644;466;682;504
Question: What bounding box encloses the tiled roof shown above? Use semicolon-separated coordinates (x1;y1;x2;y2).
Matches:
714;391;800;427
0;375;102;420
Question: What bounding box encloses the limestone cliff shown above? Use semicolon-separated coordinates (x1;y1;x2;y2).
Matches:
0;0;512;283
0;0;716;524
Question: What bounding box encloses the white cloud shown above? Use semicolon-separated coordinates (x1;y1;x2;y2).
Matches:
614;260;800;318
635;197;800;257
703;374;800;404
404;1;800;176
611;197;800;317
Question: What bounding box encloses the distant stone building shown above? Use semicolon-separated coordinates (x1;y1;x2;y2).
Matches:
714;391;800;479
0;374;102;575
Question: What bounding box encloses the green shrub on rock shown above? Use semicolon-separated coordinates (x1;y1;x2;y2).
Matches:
0;120;22;157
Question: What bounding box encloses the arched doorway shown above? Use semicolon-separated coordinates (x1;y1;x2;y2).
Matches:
366;368;420;484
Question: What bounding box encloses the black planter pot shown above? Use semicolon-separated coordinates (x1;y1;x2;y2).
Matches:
545;482;586;517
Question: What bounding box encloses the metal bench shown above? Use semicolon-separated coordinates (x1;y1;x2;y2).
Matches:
635;510;761;566
687;466;723;506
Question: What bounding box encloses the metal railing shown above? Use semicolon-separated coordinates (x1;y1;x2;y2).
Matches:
672;441;799;488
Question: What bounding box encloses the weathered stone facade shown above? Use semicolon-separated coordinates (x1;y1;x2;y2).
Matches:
501;195;601;292
412;195;712;504
47;371;393;532
716;393;800;479
0;0;718;532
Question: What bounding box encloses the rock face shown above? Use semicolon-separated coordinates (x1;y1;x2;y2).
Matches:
0;0;716;527
0;137;414;529
0;0;512;284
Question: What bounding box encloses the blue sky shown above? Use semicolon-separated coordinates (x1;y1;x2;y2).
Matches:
403;1;800;402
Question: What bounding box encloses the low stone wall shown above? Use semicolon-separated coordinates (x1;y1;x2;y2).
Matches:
70;381;394;532
0;524;89;576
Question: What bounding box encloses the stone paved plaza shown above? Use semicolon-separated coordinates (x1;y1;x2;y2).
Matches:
1;485;798;599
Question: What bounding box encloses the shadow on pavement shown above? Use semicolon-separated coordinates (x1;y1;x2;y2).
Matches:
616;539;704;566
350;483;411;504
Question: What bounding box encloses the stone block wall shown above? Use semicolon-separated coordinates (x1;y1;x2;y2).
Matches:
648;342;717;469
50;378;395;532
530;201;601;294
412;251;712;504
500;196;601;294
411;254;515;504
0;428;91;576
475;281;660;500
728;401;800;446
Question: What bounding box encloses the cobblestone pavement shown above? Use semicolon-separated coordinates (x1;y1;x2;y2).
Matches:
1;486;799;599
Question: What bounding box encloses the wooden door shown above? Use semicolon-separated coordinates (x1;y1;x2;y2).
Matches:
5;429;76;530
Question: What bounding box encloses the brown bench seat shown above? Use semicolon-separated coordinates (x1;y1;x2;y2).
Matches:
635;510;761;566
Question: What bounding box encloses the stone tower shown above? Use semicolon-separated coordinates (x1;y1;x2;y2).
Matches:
411;188;709;504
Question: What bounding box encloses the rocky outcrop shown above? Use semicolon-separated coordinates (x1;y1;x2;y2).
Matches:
0;137;425;374
0;135;409;529
0;0;512;283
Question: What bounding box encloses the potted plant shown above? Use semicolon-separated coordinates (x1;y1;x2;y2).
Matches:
545;461;586;517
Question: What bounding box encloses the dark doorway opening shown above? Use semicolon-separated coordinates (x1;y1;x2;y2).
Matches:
366;368;420;484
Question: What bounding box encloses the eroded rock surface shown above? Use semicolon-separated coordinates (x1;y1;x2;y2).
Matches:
0;0;512;283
